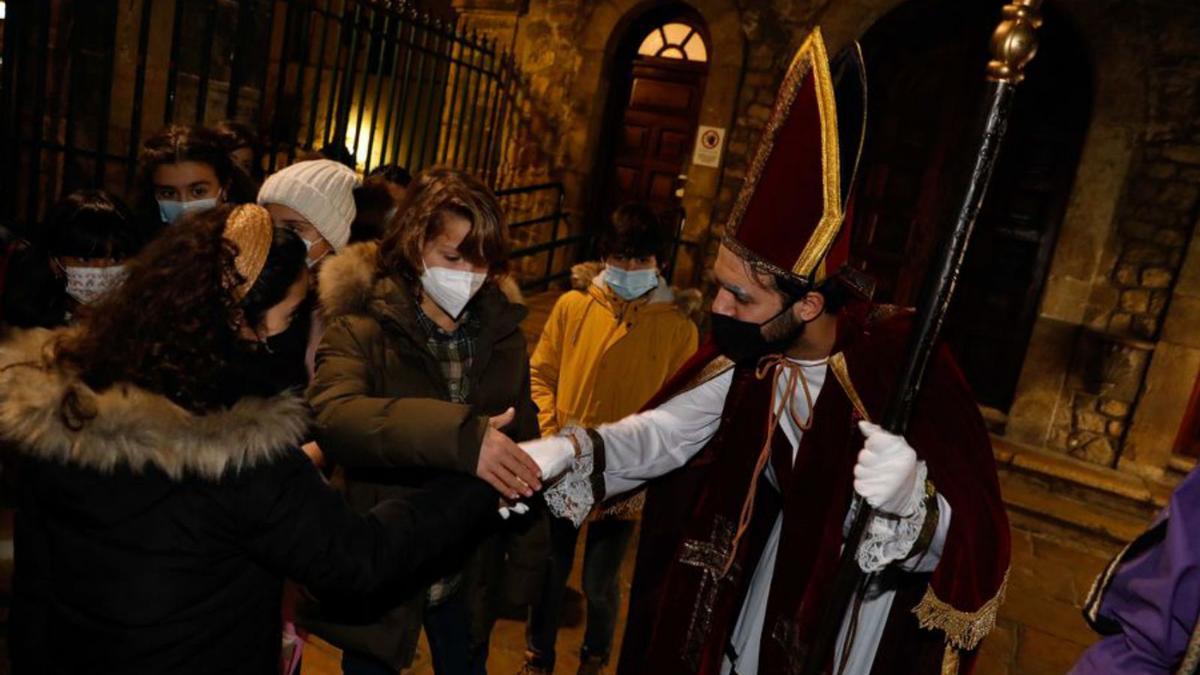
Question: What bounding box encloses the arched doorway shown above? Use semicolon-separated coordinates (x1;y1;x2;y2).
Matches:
849;0;1092;413
591;3;711;276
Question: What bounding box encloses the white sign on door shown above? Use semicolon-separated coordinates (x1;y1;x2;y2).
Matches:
691;125;725;168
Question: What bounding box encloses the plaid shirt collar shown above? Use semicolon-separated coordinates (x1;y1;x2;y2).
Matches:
414;307;480;404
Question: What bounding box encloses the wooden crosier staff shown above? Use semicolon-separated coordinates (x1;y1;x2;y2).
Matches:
799;2;1044;673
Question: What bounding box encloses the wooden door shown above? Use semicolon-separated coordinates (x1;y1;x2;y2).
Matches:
607;57;707;217
850;1;1091;412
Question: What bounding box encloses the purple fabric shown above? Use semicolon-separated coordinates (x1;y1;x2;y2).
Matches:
1071;468;1200;674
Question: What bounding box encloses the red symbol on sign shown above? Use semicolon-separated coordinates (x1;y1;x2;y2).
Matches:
701;130;720;149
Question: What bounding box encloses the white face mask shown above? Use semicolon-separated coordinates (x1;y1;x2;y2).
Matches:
605;264;659;301
300;237;330;269
62;265;127;305
420;266;487;319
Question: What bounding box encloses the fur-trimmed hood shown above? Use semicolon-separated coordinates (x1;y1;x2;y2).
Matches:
0;328;308;481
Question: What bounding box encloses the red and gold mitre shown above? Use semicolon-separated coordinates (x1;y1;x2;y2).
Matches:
724;27;867;287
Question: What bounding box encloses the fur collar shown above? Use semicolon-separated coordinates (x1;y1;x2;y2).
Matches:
0;328;308;480
317;241;527;325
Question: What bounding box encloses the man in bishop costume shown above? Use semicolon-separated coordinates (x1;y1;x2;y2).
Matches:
524;27;1010;675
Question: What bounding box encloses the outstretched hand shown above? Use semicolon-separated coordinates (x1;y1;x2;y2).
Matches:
477;408;543;499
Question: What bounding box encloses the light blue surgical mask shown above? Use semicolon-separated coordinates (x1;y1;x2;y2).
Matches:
157;197;219;224
605;264;658;301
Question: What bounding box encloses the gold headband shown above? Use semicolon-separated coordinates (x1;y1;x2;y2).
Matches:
222;204;273;300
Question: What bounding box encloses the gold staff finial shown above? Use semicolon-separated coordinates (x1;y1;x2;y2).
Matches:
987;0;1044;83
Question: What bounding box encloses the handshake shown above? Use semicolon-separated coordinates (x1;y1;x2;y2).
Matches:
475;407;575;502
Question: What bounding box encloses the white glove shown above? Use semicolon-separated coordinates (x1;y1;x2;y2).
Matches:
519;435;576;483
853;421;922;517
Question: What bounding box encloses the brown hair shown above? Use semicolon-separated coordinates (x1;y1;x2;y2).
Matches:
54;205;305;414
377;167;508;286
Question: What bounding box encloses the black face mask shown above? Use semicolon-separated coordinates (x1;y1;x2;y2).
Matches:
711;306;804;365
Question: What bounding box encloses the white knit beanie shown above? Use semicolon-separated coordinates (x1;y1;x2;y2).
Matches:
257;159;361;251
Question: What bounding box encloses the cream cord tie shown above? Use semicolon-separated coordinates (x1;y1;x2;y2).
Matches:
719;354;821;577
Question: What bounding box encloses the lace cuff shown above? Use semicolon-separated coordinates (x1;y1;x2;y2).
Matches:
856;461;930;573
543;426;597;527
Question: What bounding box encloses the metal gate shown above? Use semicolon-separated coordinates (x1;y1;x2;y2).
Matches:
0;0;545;229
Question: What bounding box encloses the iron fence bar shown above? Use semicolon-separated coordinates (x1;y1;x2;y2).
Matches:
27;0;53;223
541;186;567;283
496;181;564;197
330;1;362;156
401;14;431;169
93;2;121;188
435;28;461;165
468;39;493;173
303;0;333;149
510;234;585;259
253;0;279;143
225;0;252;119
362;5;396;173
194;0;219;125
380;8;415;167
506;213;565;229
163;0;185;124
320;0;348;149
349;4;374;166
449;34;473;166
413;18;445;169
480;51;510;184
451;30;480;168
267;0;297;172
127;0;156;193
286;0;314;164
63;10;80;193
0;0;25;218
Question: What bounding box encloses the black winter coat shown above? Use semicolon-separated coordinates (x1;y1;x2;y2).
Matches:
0;329;498;675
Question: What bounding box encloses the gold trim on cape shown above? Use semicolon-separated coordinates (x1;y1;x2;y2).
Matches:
828;352;870;421
913;568;1010;652
724;27;843;281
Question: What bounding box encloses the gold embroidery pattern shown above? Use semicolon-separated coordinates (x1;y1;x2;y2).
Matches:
828;352;871;421
912;568;1010;651
679;515;737;671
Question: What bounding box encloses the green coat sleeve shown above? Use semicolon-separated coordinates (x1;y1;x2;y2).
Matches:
306;316;488;474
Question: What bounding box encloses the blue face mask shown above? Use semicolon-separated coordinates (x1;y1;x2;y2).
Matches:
605;264;658;301
157;197;220;224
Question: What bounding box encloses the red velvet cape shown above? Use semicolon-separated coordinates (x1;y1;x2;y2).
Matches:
615;305;1010;675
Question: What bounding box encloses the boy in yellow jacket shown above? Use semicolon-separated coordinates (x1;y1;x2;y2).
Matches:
523;203;698;674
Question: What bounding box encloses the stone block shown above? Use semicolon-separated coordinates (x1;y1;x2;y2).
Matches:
1119;289;1151;313
1141;267;1174;288
1121;242;1169;266
1144;161;1179;180
1155;229;1188;247
1119;219;1158;239
1149;290;1168;316
1069;435;1116;465
1158;182;1200;211
1132;314;1159;339
1107;420;1125;437
976;622;1015;675
1075;409;1108;434
1099;399;1130;417
1163;144;1200;165
1113;264;1139;286
1108;312;1132;334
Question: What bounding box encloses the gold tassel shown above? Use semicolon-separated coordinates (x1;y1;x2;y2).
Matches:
912;569;1009;650
941;645;960;675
